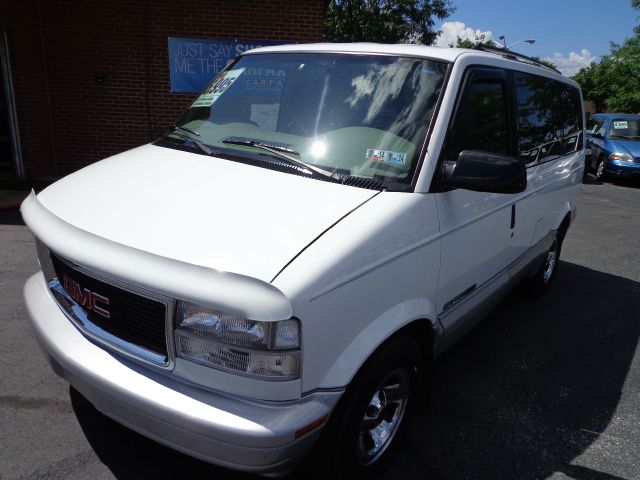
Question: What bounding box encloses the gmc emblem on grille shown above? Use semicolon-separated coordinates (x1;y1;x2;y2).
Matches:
62;274;111;318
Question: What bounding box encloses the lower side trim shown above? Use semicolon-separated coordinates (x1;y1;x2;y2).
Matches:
434;231;555;356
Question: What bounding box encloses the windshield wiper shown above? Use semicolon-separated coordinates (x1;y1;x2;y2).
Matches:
222;136;338;181
168;124;213;155
223;137;300;155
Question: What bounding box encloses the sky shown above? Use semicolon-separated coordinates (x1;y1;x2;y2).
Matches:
434;0;639;76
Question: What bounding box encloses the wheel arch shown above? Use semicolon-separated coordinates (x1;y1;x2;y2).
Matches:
552;204;573;244
557;211;571;244
321;316;437;394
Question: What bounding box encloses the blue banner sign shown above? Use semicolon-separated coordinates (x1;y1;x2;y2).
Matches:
168;37;287;93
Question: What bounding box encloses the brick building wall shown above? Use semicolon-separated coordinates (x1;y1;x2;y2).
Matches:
2;0;328;179
0;2;56;179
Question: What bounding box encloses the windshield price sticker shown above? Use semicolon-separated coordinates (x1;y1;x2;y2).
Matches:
366;148;407;166
192;68;245;107
613;121;629;129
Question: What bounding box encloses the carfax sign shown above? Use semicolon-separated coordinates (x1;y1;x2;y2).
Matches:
168;37;286;93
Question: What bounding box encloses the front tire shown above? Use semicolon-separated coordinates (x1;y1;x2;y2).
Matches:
595;158;608;181
304;335;425;479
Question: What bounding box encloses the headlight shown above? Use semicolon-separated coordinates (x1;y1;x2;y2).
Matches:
175;301;301;380
609;152;634;161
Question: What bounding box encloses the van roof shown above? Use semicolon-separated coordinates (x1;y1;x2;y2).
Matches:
246;42;468;62
246;42;570;82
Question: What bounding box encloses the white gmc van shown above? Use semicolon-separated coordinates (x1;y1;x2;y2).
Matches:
22;43;584;477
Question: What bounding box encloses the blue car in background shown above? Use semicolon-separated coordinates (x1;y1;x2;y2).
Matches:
586;113;640;181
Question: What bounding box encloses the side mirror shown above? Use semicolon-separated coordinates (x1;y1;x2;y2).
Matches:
440;150;527;194
590;131;602;139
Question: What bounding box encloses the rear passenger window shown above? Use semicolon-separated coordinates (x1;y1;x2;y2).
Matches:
559;86;583;154
586;118;603;134
515;72;582;164
444;80;509;161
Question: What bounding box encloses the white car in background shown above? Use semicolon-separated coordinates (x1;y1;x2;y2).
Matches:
22;43;584;477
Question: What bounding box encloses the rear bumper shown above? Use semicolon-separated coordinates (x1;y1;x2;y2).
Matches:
24;272;342;476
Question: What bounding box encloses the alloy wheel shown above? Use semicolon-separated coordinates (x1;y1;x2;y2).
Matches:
357;368;409;466
596;160;605;180
542;241;558;283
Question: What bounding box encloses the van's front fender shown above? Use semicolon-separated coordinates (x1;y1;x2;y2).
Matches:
316;298;438;389
272;192;442;392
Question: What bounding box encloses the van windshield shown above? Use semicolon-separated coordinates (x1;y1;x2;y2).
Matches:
161;52;448;186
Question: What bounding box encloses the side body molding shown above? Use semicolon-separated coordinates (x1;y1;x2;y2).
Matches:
21;192;292;321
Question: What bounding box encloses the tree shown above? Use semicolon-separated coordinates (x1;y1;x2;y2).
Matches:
324;0;455;45
449;33;494;48
530;56;558;71
572;0;640;113
573;36;640;113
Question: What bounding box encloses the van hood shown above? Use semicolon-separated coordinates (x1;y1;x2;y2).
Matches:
37;144;377;283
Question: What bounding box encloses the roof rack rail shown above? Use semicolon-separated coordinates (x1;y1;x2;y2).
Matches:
472;44;561;74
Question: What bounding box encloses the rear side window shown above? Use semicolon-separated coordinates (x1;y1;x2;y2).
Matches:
586;117;604;134
443;80;509;161
515;72;582;165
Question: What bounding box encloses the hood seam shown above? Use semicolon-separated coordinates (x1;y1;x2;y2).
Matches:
269;190;383;284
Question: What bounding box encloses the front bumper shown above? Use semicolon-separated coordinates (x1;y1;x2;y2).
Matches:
606;160;640;178
24;272;341;476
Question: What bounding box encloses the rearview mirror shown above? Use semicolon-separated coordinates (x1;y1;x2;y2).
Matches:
440;150;526;194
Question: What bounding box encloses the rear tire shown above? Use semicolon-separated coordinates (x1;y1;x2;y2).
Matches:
525;229;563;297
303;335;425;479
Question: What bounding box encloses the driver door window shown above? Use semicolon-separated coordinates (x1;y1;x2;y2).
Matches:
444;79;510;162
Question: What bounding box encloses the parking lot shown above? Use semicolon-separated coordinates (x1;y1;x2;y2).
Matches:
1;176;639;480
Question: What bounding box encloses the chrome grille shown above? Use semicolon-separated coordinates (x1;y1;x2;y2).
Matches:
36;239;171;365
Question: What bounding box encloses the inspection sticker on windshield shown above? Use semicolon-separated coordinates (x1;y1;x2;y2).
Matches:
191;68;245;108
613;121;629;129
366;149;407;166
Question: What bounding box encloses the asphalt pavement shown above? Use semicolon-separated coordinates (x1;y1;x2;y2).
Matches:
1;176;639;480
